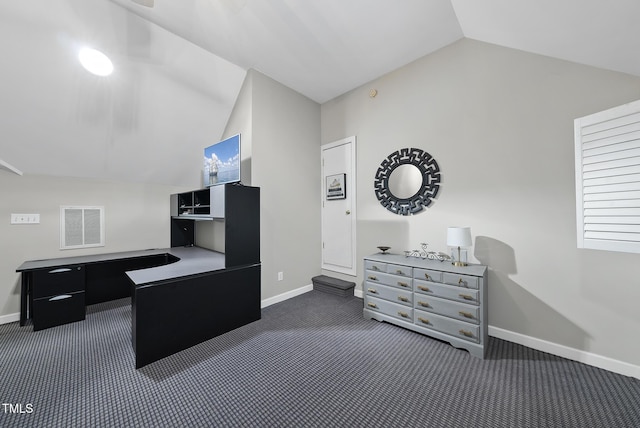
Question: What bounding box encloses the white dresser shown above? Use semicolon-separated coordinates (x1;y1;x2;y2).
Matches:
363;253;488;358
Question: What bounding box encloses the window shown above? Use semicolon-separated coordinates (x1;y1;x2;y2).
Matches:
575;99;640;253
60;206;105;249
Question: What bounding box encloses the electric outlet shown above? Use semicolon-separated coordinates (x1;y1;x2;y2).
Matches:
277;272;284;281
11;213;40;224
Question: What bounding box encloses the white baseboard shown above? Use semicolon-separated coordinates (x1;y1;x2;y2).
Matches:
489;325;640;380
354;288;363;298
261;284;314;308
0;312;20;325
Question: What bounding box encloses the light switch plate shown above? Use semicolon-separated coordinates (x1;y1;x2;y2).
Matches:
11;213;40;224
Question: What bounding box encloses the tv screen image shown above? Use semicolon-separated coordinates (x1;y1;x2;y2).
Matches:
204;134;241;187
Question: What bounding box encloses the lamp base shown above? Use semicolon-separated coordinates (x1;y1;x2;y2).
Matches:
452;261;468;267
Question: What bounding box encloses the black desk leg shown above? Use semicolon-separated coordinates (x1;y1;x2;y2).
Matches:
20;273;28;326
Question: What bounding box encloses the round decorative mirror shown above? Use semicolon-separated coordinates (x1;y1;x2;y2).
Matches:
374;148;441;215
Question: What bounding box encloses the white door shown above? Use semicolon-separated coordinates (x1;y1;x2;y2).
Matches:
321;136;356;275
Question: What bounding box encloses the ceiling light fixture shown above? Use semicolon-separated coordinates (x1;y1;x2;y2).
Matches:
78;47;114;76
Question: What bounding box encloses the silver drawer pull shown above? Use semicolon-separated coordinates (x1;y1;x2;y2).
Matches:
367;288;378;294
372;266;380;271
48;268;72;274
396;269;404;275
418;301;430;308
459;329;474;338
367;302;378;309
418;317;430;325
459;311;474;319
418;286;431;292
459;294;474;301
398;296;409;302
397;311;409;318
49;294;72;301
397;281;409;288
368;275;378;281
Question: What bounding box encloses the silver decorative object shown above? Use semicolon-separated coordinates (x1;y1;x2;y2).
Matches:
404;243;451;262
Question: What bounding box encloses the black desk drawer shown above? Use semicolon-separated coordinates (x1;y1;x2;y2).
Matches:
33;291;85;331
32;265;85;299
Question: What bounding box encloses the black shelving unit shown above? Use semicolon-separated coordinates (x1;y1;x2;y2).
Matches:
170;183;260;268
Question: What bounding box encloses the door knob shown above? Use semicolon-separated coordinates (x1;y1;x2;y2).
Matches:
346;210;351;215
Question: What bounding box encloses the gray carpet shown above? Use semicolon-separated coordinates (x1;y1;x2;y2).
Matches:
1;290;639;427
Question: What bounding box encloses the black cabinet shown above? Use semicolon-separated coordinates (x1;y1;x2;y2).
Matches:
170;218;195;247
31;265;85;331
224;184;260;268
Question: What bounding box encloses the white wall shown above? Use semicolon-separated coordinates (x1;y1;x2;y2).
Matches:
0;172;184;319
321;39;640;374
247;71;322;301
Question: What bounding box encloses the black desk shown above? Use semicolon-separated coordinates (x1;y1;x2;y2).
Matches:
17;247;261;367
17;248;178;328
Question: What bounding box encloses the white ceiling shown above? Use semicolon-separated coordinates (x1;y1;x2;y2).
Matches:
111;0;640;104
2;0;640;182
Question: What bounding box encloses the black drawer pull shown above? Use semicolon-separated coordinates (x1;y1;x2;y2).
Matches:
48;268;72;274
49;295;73;301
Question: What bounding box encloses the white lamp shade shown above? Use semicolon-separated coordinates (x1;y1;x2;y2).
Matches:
447;227;472;247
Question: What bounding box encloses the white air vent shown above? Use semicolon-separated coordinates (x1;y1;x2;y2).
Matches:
60;206;104;249
575;99;640;253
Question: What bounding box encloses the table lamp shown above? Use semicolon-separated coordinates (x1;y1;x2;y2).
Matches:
447;227;472;267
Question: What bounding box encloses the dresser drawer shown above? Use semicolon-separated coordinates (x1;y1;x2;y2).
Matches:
443;272;479;289
414;268;443;283
32;291;85;331
32;265;85;299
365;270;412;291
387;263;412;277
415;309;480;343
414;279;479;305
414;295;480;324
364;260;387;273
365;282;412;307
365;296;413;322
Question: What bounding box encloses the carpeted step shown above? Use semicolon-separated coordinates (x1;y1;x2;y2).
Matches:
312;275;355;297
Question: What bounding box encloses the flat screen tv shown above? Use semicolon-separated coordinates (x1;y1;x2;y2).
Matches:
203;134;241;187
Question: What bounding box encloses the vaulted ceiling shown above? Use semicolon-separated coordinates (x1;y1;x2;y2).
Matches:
111;0;640;104
2;1;639;184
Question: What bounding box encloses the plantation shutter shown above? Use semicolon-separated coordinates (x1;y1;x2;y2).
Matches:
575;99;640;253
